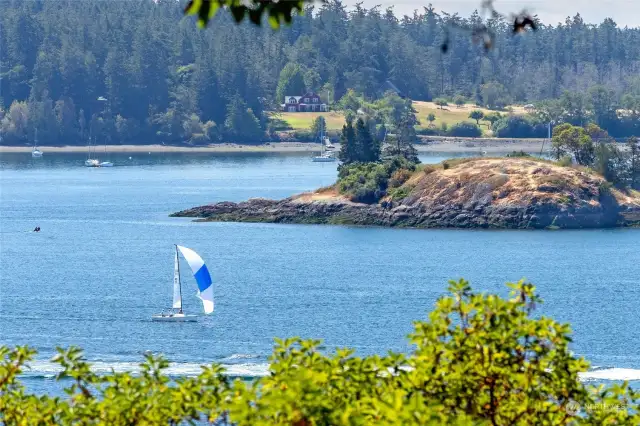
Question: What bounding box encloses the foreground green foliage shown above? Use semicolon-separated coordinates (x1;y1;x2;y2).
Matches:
2;280;638;425
184;0;309;29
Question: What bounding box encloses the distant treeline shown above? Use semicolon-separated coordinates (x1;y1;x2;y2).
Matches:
2;0;640;145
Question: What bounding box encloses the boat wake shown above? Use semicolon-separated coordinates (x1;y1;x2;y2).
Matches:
19;360;640;383
578;368;640;382
21;360;270;380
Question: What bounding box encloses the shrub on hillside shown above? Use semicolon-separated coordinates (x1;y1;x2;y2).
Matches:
416;127;443;136
268;117;293;131
447;122;482;137
558;155;573;167
291;130;315;142
337;162;389;203
492;115;547;138
505;150;532;158
337;156;417;203
388;168;413;188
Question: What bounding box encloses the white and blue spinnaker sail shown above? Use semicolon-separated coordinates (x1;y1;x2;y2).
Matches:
172;248;182;310
177;245;214;314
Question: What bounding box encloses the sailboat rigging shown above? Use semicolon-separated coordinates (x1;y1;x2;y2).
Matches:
100;142;114;167
85;128;100;167
312;119;336;162
152;245;214;322
31;129;43;158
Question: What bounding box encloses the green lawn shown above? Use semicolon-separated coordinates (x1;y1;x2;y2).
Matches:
275;102;526;136
413;101;526;136
276;111;346;131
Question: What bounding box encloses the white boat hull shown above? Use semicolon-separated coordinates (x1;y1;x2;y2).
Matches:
151;313;197;322
100;161;114;167
312;156;336;162
85;159;100;167
32;150;43;158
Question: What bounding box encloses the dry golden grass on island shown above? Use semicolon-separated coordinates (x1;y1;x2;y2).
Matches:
173;157;640;230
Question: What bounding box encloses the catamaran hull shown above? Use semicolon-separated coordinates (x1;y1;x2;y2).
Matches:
151;314;197;322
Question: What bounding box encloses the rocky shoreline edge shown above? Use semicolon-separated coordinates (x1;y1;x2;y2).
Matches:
172;158;640;230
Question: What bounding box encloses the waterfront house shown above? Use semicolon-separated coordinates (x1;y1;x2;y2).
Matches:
282;91;328;112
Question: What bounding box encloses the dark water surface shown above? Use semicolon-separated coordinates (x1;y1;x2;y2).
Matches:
1;151;639;394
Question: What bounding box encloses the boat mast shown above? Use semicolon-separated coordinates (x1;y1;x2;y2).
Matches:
320;119;324;155
176;244;183;313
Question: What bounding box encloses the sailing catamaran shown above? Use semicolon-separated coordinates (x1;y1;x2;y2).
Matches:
152;245;214;322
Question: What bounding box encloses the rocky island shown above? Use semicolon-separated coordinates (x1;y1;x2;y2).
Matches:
172;158;640;229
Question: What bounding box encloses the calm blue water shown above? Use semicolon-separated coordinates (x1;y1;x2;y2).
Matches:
1;151;639;395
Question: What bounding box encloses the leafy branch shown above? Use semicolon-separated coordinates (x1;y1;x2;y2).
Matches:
184;0;310;28
184;0;537;53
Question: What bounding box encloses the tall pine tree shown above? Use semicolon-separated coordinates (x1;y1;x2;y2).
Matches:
338;119;357;164
354;117;380;163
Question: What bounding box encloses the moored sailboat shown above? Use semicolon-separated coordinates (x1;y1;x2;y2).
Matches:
312;120;336;162
85;129;100;167
152;245;214;322
99;143;113;167
31;129;43;158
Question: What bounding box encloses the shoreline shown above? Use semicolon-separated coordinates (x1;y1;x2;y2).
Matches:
0;139;546;154
173;157;640;230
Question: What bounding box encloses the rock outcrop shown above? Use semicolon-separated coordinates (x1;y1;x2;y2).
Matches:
172;158;640;229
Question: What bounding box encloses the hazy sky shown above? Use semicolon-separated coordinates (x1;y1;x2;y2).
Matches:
350;1;640;28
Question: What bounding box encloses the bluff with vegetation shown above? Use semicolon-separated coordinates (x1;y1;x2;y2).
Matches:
3;0;640;145
173;157;640;229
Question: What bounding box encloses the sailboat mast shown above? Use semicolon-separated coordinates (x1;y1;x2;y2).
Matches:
320;119;324;155
176;245;183;313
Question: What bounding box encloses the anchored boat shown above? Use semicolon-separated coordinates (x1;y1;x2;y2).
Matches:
31;129;43;158
312;121;336;162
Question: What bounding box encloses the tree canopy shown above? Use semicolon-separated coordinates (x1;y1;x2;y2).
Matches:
2;0;640;145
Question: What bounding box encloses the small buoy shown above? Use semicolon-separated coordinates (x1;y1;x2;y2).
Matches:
148;152;151;155
129;156;132;160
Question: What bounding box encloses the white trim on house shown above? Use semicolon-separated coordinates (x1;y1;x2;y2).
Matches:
282;92;328;112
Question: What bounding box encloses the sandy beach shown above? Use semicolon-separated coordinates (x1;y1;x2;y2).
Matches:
419;137;546;153
0;142;320;154
0;138;547;154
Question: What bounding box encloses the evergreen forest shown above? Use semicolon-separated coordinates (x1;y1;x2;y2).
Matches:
2;0;640;145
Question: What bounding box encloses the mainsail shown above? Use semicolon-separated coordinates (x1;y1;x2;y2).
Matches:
176;245;214;314
172;248;181;310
